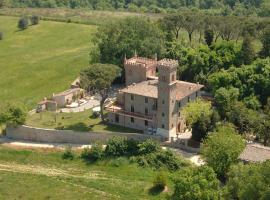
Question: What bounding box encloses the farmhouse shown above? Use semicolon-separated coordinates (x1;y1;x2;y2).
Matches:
107;56;204;139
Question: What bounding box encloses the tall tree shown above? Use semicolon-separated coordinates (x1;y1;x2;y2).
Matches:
0;103;27;126
95;17;165;66
240;34;255;65
202;124;245;179
80;64;121;121
260;27;270;58
204;29;214;46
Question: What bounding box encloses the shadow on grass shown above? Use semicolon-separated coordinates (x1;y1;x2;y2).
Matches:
57;122;90;132
148;186;165;196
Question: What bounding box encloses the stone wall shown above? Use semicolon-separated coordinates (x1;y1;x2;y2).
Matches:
6;125;162;144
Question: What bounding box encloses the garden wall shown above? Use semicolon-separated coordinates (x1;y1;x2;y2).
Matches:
5;125;162;144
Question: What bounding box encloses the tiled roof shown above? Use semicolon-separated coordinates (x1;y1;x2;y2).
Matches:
120;80;203;100
239;143;270;162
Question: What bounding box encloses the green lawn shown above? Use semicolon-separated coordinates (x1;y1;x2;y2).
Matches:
0;146;171;199
26;110;140;133
0;16;96;109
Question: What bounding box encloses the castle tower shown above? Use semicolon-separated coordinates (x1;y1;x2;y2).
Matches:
156;59;178;139
124;56;158;86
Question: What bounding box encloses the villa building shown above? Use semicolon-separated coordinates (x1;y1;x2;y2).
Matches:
107;56;204;139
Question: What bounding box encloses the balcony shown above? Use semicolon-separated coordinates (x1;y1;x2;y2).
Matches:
107;105;154;121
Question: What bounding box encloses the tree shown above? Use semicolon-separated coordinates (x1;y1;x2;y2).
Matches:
80;63;121;121
201;124;245;178
225;161;270;200
204;29;214;46
30;15;40;25
0;0;6;8
260;27;270;58
160;14;184;40
182;13;199;43
214;87;239;119
0;103;27;126
171;166;222;200
182;98;218;141
95;17;165;66
240;35;255;65
18;17;29;30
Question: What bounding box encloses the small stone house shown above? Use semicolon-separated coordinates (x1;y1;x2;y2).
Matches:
107;56;204;140
52;88;83;108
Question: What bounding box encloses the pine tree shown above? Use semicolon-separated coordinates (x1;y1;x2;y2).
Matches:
260;28;270;58
204;29;214;46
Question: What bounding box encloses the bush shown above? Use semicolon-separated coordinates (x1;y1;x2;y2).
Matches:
30;15;40;25
0;32;3;40
81;142;104;162
153;172;167;191
138;139;161;155
126;139;140;156
105;136;128;157
18;17;29;30
62;146;74;160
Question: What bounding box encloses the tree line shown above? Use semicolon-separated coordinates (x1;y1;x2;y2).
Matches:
0;0;269;16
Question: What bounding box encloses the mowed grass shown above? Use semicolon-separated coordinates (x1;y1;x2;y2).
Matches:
26;110;140;133
0;146;171;199
0;16;96;108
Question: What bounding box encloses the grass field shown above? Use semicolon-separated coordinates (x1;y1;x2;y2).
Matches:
0;146;172;199
0;16;96;109
26;110;140;133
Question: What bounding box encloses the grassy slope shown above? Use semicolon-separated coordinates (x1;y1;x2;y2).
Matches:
0;146;171;199
0;16;96;108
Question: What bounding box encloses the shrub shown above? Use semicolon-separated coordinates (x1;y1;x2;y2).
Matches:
18;17;29;30
138;139;161;155
0;32;3;40
105;136;128;157
62;146;74;160
30;15;40;25
153;172;167;191
81;142;104;162
126;139;139;156
109;157;129;167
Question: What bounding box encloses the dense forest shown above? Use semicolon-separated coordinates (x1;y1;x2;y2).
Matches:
0;0;269;16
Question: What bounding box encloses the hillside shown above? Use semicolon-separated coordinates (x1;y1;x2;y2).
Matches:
0;16;96;108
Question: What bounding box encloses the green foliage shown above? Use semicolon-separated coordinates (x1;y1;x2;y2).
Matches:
204;29;214;46
80;63;121;121
62;146;74;160
105;136;128;157
0;31;3;40
153;171;167;191
171;166;222;200
240;35;256;65
0;103;27;126
260;27;270;58
136;149;190;171
95;17;165;66
18;17;29;30
201;124;245;178
81;142;104;162
138;139;161;155
30;15;40;25
225;161;270;200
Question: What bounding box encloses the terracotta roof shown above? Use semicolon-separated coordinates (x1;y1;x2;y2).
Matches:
120;80;203;100
239;143;270;162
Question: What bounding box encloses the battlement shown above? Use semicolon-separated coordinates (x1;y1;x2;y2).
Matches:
158;59;178;70
125;57;157;69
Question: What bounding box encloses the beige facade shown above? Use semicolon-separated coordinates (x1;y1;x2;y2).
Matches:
52;88;82;108
107;56;203;139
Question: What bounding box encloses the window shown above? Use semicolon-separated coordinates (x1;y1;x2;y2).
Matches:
145;120;148;126
178;101;181;107
131;117;134;123
115;114;119;123
145;108;148;115
131;95;134;100
145;97;148;103
162;112;165;117
131;105;134;112
196;91;198;97
162;100;165;104
161;76;166;82
172;124;174;128
162;124;165;129
172;74;175;82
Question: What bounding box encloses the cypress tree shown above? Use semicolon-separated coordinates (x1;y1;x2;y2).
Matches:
204;29;214;47
241;35;255;65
